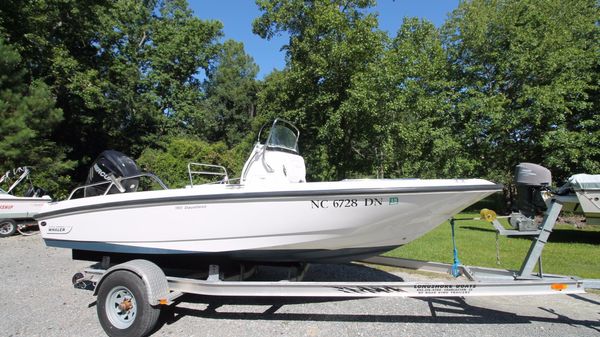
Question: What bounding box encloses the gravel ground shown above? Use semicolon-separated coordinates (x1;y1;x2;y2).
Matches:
1;234;599;337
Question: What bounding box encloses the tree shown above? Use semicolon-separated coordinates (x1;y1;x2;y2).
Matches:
342;18;470;179
0;38;73;196
253;0;386;180
442;0;600;185
201;40;259;146
60;0;223;164
1;0;224;183
144;0;223;138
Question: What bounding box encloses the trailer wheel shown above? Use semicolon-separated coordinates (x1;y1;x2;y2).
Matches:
0;219;17;238
97;271;161;337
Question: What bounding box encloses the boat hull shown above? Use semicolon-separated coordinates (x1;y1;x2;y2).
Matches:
67;245;399;267
0;195;51;220
38;179;501;264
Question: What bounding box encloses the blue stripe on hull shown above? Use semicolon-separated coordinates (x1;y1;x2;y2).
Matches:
44;239;196;255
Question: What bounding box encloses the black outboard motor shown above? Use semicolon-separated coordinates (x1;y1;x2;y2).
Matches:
84;150;141;197
24;186;47;197
509;163;552;231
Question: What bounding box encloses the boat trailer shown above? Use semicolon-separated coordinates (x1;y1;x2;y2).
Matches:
71;197;600;337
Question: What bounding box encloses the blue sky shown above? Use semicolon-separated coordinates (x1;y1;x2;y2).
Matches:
190;1;459;79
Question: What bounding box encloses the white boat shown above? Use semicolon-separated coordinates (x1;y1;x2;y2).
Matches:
0;167;51;237
37;120;501;265
556;174;600;225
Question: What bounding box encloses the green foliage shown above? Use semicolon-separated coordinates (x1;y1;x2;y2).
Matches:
0;37;74;197
442;0;600;185
144;0;223;136
387;214;600;279
255;0;599;185
1;0;224;185
201;40;260;146
254;0;386;180
136;136;249;188
344;18;471;179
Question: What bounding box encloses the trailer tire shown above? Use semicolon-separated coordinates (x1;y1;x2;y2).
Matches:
97;270;161;337
0;219;17;238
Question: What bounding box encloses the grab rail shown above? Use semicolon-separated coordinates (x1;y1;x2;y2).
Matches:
1;166;31;194
68;173;168;199
187;163;229;187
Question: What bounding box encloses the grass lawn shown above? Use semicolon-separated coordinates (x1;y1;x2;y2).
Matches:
385;213;600;279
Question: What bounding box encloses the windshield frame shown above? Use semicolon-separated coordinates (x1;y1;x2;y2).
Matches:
258;119;300;154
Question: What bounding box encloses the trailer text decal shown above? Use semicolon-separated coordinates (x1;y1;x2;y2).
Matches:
413;284;476;295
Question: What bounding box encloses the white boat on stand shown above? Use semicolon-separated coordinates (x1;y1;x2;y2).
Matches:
38;119;501;266
556;173;600;225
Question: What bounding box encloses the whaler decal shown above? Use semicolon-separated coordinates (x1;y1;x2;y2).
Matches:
47;225;72;234
0;204;14;209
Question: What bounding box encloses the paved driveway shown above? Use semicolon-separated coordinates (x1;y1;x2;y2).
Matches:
1;234;598;336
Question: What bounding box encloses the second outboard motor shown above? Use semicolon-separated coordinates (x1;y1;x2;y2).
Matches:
509;163;552;231
84;150;141;197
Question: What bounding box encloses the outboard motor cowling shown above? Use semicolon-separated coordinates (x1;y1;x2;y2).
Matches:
510;163;552;231
84;150;141;197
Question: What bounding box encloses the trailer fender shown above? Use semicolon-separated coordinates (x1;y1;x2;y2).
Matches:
93;259;169;306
